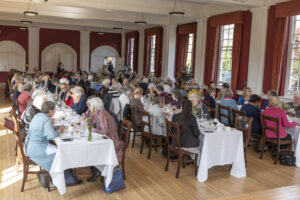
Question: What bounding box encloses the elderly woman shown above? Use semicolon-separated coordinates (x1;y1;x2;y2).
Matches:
148;96;166;137
208;81;220;99
71;86;88;115
129;88;145;128
59;83;73;107
163;78;173;94
21;95;46;134
262;90;277;110
18;83;33;116
219;88;238;125
188;93;209;117
119;88;132;118
86;97;124;161
262;97;299;140
238;87;252;105
288;93;300;118
26;101;64;172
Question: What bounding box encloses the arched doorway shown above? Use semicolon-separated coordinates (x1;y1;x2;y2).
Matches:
41;43;77;73
0;40;26;72
91;45;120;73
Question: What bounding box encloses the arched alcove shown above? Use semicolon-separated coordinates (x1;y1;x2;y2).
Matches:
0;40;26;72
91;45;120;73
41;43;77;73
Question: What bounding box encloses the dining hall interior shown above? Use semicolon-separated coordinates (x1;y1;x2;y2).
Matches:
2;0;300;199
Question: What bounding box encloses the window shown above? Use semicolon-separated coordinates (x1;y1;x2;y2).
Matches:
150;35;156;73
218;24;234;85
130;38;134;70
186;34;194;70
287;15;300;93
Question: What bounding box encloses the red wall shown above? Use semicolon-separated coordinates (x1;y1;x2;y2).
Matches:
0;25;28;83
39;28;80;70
89;32;122;69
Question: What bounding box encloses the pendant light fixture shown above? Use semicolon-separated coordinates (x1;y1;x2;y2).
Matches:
19;27;28;30
20;19;32;25
169;0;185;16
134;13;147;25
24;0;38;17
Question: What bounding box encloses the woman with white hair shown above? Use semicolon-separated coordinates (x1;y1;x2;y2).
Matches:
59;77;70;86
188;93;209;117
84;97;124;182
71;86;88;115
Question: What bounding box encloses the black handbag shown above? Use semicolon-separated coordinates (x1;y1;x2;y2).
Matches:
279;154;296;166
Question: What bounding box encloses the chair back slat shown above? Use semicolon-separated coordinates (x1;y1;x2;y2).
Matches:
165;119;181;149
120;119;132;149
234;114;253;146
140;110;152;133
129;105;136;125
218;105;231;125
11;115;27;162
232;109;246;127
261;114;280;141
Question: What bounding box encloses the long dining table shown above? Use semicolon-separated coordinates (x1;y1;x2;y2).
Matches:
49;103;119;195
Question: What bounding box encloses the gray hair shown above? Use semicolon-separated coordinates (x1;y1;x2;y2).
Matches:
155;96;165;105
41;101;56;114
267;90;277;97
71;86;84;97
102;78;111;86
188;93;199;102
33;95;46;110
59;78;69;85
23;83;32;92
87;97;104;111
88;75;93;81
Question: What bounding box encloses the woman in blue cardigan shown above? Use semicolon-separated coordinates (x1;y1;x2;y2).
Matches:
71;86;88;115
219;89;238;125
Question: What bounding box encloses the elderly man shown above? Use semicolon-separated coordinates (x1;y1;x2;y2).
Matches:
289;93;300;117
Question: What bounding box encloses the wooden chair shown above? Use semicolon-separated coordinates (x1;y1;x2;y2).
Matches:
260;115;293;164
165;120;199;178
232;109;246;127
140;111;165;159
203;100;210;108
209;108;218;119
130;106;143;148
119;119;132;180
218;105;231;126
11;115;51;192
234;114;253;168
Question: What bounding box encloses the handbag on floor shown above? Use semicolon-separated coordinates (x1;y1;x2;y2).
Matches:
279;154;296;166
102;168;126;194
4;117;14;132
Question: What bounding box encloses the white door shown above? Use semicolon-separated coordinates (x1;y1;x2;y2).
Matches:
91;46;120;73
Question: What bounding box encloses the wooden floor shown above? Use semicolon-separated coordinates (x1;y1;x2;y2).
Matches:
1;85;300;200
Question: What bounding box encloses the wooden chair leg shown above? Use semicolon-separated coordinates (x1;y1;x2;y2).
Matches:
176;155;182;178
21;164;28;192
122;160;126;180
131;129;136;148
46;173;51;192
140;136;145;154
182;155;186;168
244;150;247;168
260;138;265;159
147;138;152;159
165;149;170;172
275;145;280;165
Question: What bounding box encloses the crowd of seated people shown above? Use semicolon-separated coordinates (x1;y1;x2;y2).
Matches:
6;66;300;190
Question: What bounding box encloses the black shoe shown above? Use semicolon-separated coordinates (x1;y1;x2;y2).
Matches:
87;167;101;182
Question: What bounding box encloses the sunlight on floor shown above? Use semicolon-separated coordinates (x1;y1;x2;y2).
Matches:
0;129;12;136
0;107;11;114
0;165;23;189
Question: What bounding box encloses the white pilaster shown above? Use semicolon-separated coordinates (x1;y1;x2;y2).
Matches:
194;17;207;87
28;27;39;73
138;29;144;76
162;24;176;80
119;32;126;72
248;7;269;95
80;30;90;72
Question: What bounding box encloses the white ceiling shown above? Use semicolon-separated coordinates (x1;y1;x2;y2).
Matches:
0;0;291;32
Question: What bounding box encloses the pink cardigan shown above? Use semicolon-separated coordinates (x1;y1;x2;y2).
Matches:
261;107;298;138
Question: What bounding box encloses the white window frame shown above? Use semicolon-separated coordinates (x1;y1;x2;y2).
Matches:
217;24;234;87
150;35;156;73
130;38;134;69
186;34;194;70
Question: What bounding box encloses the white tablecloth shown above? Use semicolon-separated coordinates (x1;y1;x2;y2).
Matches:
197;122;246;182
286;126;300;167
50;137;119;195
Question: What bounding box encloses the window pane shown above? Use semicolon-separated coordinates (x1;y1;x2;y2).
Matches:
218;24;234;85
